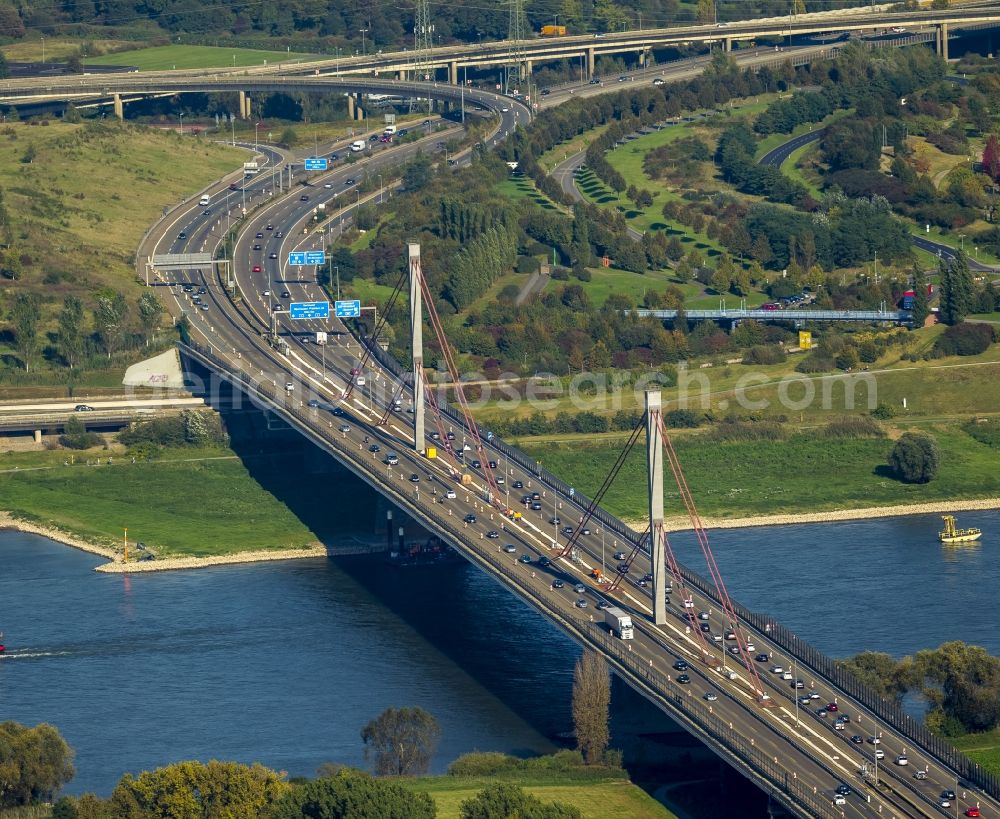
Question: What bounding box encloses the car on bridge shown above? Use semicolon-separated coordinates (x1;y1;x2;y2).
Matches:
673;660;688;671
252;265;262;273
464;513;476;523
519;554;532;564
551;579;564;589
385;453;399;465
835;784;850;797
74;404;94;412
503;544;516;553
677;674;690;684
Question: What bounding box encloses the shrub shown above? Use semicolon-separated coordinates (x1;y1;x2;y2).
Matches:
448;752;519;777
888;432;939;483
60;416;102;449
665;409;703;428
708;420;785;442
742;345;786;365
933;322;995;357
871;402;897;420
795;352;836;373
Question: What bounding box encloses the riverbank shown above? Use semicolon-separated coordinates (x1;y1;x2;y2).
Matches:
652;497;1000;533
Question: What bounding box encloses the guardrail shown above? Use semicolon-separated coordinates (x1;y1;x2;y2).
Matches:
180;338;858;817
357;337;1000;802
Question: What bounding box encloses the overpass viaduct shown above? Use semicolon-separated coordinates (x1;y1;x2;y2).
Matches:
1;5;998;112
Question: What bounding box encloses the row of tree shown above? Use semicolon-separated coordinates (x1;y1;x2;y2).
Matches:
842;641;1000;735
5;290;163;371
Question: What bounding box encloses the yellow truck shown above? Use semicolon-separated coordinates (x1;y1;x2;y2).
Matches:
540;24;567;36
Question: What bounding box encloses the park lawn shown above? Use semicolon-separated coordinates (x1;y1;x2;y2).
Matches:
520;421;1000;521
496;174;562;211
86;44;315;70
907;135;977;189
406;776;675;819
553;266;676;307
0;446;320;556
969;311;1000;322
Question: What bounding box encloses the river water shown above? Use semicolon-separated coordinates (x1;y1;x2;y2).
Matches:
1;509;997;796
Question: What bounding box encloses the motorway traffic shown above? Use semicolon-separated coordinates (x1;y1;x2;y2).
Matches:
134;61;998;819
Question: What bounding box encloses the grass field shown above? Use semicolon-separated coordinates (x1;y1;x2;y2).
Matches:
406;774;675;819
546;265;676;307
951;727;1000;777
0;38;130;62
0;121;243;380
86;44;315;70
0;447;319;556
519;421;1000;521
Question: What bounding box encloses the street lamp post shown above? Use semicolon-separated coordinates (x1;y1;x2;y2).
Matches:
360;28;369;57
179;112;184;134
254;121;260;151
40;35;45;66
378;174;383;204
335;265;340;300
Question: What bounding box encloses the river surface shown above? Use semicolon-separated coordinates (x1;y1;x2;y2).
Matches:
1;508;997;795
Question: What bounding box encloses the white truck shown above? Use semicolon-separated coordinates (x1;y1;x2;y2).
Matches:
199;194;211;206
383;125;397;136
243;161;259;177
350;139;366;152
605;606;634;640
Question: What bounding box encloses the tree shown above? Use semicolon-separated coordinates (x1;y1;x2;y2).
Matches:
709;264;730;295
888;432;939;484
402;152;432;191
0;186;13;246
109;760;289;818
279;126;298;147
841;651;908;702
571;651;610;765
982;135;1000;182
93;292;129;357
0;51;8;81
0;721;75;809
270;769;435;819
360;707;440;776
10;292;41;371
913;641;1000;734
137;292;163;346
59;296;85;369
938;252;974;325
696;0;715;23
460;782;581;819
910;280;930;327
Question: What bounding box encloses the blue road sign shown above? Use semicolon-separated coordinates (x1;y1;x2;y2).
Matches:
335;299;362;318
288;251;326;266
289;301;331;320
304;157;328;171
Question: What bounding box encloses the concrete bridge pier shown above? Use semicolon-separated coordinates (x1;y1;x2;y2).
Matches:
409;241;425;455
936;23;950;60
33;429;42;444
586;47;595;78
448;60;458;85
112;93;124;120
346;94;365;121
723;37;732;53
638;48;649;67
238;90;250;120
523;59;532;77
645;390;667;626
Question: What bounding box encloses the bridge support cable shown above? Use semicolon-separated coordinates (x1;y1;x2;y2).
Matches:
343;267;408;404
408;242;426;454
556;418;644;559
415;259;505;508
655;414;769;701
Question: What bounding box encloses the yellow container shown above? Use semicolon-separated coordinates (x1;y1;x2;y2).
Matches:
427;447;437;459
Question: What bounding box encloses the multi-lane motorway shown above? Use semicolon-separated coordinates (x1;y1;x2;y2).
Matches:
137;65;1000;816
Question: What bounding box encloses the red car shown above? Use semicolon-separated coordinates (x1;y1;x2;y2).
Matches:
252;265;262;273
827;702;838;712
965;808;980;818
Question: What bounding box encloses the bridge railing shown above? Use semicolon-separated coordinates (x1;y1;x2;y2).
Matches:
188;335;1000;802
